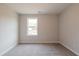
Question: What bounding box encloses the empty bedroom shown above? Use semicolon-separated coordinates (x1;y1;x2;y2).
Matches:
0;3;79;56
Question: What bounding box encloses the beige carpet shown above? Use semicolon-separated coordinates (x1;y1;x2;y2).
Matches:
3;43;76;56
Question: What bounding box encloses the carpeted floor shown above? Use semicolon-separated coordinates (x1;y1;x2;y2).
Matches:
3;43;76;56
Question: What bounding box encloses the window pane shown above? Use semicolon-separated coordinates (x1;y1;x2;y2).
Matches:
27;17;38;35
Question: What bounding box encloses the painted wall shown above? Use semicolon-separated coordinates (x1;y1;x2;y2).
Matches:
19;14;58;43
59;4;79;55
0;4;18;55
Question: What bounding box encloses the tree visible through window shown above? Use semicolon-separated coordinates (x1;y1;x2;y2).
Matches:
27;17;38;36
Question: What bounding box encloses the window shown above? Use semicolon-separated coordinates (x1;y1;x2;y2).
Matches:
27;17;38;36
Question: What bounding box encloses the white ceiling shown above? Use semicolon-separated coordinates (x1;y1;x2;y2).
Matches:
6;3;71;14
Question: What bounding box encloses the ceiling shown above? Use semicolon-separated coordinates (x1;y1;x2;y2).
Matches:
5;3;71;14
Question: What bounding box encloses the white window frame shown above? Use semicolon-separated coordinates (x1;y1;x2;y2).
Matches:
27;17;38;36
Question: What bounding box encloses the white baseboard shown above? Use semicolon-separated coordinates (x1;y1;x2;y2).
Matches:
58;41;79;56
0;43;17;56
19;41;59;44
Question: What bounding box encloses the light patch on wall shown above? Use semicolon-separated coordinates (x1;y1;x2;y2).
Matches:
27;17;38;36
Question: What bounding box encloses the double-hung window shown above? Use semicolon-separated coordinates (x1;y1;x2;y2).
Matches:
27;17;38;36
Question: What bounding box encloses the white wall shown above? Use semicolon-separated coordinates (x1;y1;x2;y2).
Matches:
0;4;18;55
59;4;79;55
19;14;58;43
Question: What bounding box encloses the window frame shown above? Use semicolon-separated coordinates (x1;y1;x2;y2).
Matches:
27;17;38;36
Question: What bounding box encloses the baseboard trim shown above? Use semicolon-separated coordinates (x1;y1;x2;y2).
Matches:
19;41;59;44
58;41;79;56
0;43;17;56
